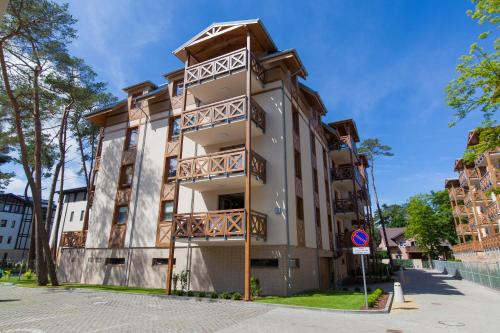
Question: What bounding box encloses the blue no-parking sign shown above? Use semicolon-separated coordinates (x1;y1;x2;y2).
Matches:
351;229;369;247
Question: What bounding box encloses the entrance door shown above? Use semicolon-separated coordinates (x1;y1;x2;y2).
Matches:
218;193;244;210
319;257;331;289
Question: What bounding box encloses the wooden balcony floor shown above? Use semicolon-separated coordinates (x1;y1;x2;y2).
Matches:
183;119;263;146
179;172;264;191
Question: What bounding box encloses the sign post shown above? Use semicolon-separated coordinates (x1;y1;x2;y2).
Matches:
351;229;370;309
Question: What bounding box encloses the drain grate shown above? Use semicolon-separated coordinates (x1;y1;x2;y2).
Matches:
438;321;465;327
431;302;442;305
386;330;403;333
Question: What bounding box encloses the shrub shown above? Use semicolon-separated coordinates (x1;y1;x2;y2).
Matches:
354;287;361;292
186;290;194;297
368;288;384;308
3;270;11;279
172;273;179;292
0;269;3;279
197;291;206;298
23;269;34;280
367;287;372;292
250;277;262;297
231;292;242;300
175;290;185;296
210;292;218;299
220;292;231;300
342;287;348;291
180;270;188;291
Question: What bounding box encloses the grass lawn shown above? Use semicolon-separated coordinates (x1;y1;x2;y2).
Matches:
0;276;166;295
255;290;370;310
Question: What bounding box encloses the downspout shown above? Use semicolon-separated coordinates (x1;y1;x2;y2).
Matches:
187;143;198;291
125;101;149;286
281;81;291;296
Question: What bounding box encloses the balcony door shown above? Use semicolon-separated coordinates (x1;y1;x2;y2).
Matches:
218;193;244;210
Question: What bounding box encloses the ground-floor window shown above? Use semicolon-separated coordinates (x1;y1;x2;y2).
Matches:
251;259;279;268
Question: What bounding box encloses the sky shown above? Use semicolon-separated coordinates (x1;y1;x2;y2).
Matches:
4;0;494;205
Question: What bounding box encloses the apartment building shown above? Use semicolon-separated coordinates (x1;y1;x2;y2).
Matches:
0;193;52;262
50;187;87;249
446;129;500;262
57;19;372;298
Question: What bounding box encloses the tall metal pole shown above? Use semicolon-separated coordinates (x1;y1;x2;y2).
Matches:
361;254;368;309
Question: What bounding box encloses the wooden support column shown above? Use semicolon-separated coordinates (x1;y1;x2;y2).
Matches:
166;52;189;295
244;30;252;302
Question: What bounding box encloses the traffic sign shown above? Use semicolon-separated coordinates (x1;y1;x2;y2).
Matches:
351;229;369;247
353;247;371;255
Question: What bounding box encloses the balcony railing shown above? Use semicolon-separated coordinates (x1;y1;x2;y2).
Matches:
479;170;499;192
449;187;465;200
452;240;483;253
184;48;264;88
486;201;500;222
177;148;266;183
329;135;357;154
456;224;470;235
334;198;355;213
174;209;267;240
482;234;500;250
60;231;87;248
464;191;482;208
453;205;467;217
109;224;126;248
181;95;265;132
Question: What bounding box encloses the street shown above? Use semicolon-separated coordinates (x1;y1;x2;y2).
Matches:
1;269;499;333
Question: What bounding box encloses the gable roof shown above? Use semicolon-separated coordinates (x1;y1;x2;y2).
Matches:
380;227;406;247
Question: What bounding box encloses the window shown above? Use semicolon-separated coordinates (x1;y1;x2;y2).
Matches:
292;106;300;134
0;236;3;243
174;80;184;96
325;180;330;203
162;201;174;221
310;131;316;156
69;211;74;222
115;206;128;225
105;257;125;265
296;196;304;220
0;220;6;227
152;258;176;266
11;221;15;228
294;150;302;179
80;210;84;221
7;236;12;244
120;165;134;187
288;258;300;268
251;259;279;268
169;117;181;141
4;204;11;212
92;171;99;187
165;157;177;179
126;127;138;149
313;169;319;193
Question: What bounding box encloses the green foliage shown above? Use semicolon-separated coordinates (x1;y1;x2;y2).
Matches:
210;292;219;299
186;290;194;297
405;191;456;259
446;0;499;125
358;138;394;161
197;291;206;298
23;269;34;280
485;187;500;196
463;126;500;163
231;292;242;300
368;288;384;308
376;250;390;259
179;269;188;291
250;277;262;298
220;292;231;300
172;273;179;292
374;204;408;227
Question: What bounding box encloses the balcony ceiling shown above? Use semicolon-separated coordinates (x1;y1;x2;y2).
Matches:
174;19;277;63
183;120;263;147
179;173;264;192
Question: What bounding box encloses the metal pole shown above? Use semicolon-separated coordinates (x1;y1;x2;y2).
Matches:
361;254;368;309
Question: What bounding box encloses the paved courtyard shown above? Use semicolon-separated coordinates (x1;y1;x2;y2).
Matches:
1;269;499;333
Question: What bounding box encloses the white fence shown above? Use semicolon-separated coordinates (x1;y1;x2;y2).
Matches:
433;260;500;290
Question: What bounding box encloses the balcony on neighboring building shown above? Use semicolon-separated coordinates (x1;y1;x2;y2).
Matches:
486;201;500;222
329;135;359;165
456;223;471;235
474;149;500;168
448;187;465;201
453;204;467;218
482;234;500;251
331;164;364;191
464;191;482;208
181;95;265;146
452;240;483;253
478;170;500;192
174;209;267;243
184;48;264;104
60;231;87;248
177;148;266;191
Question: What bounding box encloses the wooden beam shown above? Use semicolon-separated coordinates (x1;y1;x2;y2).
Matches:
244;30;252;302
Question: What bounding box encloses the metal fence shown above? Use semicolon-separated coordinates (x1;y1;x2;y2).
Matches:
433;260;500;290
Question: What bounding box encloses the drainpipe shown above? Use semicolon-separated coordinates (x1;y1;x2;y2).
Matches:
281;81;291;296
187;143;198;291
124;100;149;286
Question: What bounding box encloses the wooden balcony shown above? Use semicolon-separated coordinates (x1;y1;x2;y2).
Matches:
331;165;364;190
334;198;355;214
60;231;87;248
479;170;500;192
184;48;264;104
474;149;500;168
464;191;482;208
453;205;467;217
452;240;483;253
456;224;471;235
177;148;266;191
330;135;360;165
449;187;465;200
459;168;479;188
174;209;267;242
482;234;500;250
181;96;265;146
486;201;500;222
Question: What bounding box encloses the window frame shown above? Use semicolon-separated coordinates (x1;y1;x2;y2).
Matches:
125;127;139;150
69;211;74;222
168;116;181;142
119;164;134;188
114;205;129;225
161;201;174;222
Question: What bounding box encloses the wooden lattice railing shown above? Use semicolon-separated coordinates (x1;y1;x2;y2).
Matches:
486;201;500;222
455;224;470;235
332;165;353;181
453;205;467;217
174;209;267;240
453;240;483;253
464;191;482;208
177;148;266;183
184;48;263;87
459;168;479;188
334;198;355;213
479;170;499;192
60;231;87;248
181;96;265;132
449;187;465;200
109;224;126;248
482;234;500;250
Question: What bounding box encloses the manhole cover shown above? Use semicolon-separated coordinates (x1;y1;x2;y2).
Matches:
431;302;442;305
438;321;465;327
386;330;403;333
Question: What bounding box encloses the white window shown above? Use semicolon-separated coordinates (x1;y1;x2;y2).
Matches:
11;221;15;228
0;220;6;227
69;211;74;222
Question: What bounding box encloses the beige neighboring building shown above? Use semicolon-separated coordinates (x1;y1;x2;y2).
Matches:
56;19;372;297
446;129;500;263
377;227;424;260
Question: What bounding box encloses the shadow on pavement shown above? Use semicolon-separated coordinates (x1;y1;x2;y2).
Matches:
401;269;464;296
